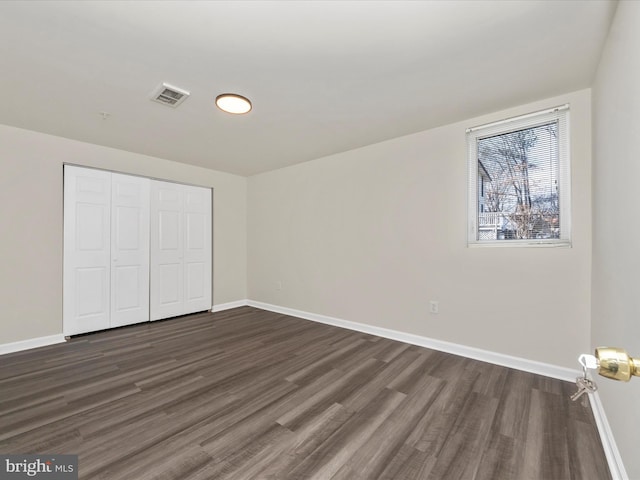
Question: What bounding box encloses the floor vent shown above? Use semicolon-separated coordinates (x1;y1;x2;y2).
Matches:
150;83;190;108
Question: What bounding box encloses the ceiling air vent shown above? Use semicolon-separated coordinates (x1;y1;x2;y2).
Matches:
150;83;190;108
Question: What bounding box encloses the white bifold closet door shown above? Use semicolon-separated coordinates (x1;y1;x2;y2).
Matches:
63;166;150;336
110;173;150;328
150;180;212;321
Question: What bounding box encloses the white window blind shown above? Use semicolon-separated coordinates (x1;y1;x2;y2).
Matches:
467;105;571;246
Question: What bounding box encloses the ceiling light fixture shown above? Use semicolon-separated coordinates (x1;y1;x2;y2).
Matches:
215;93;252;114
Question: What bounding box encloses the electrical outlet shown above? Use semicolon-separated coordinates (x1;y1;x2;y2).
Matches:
276;280;283;291
429;300;439;314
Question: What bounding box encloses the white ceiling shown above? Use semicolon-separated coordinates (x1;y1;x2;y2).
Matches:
0;1;617;176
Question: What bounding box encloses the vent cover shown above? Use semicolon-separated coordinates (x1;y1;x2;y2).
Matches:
150;83;190;108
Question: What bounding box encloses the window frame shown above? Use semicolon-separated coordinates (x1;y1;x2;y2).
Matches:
466;105;571;247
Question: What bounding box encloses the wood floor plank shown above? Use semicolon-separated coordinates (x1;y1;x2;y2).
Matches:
0;306;611;479
474;432;518;480
426;391;500;480
285;387;407;480
331;373;445;480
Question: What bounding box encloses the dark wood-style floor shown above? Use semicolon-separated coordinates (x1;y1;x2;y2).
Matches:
1;307;610;480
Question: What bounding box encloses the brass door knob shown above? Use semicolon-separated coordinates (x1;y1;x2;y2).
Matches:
595;347;640;382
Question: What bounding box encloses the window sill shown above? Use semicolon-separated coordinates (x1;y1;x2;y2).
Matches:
468;240;572;248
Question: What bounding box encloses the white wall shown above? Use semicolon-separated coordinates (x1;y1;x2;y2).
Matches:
592;1;640;477
248;89;592;369
0;124;247;345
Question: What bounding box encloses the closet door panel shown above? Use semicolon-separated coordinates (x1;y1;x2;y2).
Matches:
110;173;150;328
183;186;212;313
75;268;108;317
150;182;211;320
150;181;184;320
63;166;111;336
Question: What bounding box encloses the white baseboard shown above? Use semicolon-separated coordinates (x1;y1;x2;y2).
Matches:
246;300;580;382
589;391;628;480
211;299;249;313
0;334;66;356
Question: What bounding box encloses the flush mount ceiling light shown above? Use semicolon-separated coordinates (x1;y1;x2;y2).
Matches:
215;93;252;114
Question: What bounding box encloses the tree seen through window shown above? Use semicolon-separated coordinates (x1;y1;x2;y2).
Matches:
477;122;560;240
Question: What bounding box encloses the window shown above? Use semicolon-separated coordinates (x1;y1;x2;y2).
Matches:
467;105;570;246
